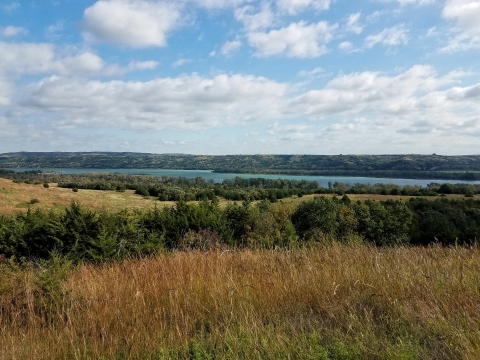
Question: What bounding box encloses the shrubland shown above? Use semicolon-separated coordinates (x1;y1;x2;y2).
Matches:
1;196;479;262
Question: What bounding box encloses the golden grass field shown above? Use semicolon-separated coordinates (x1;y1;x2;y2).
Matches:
0;178;165;215
0;177;477;216
1;244;479;359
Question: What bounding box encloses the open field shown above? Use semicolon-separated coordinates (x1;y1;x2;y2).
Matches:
0;178;164;215
1;244;479;359
0;178;478;216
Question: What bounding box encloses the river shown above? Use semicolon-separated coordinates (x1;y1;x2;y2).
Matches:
8;168;480;187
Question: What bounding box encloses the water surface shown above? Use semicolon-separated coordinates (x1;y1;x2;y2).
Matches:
8;168;480;187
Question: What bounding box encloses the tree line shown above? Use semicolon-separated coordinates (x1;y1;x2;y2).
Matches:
1;170;480;202
1;196;479;263
2;152;480;180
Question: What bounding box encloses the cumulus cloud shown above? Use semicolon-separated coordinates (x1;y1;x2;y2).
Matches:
365;24;409;48
5;65;480;153
289;65;470;120
275;0;332;15
0;41;158;77
82;0;182;48
442;0;480;52
247;21;337;58
15;65;478;136
24;74;289;131
1;26;28;37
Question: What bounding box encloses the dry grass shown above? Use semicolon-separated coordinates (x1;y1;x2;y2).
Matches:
1;244;480;359
0;178;232;215
0;178;168;215
1;177;476;216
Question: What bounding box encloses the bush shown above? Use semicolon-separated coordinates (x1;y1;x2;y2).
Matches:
72;188;78;192
135;188;150;197
29;198;40;204
291;197;339;240
43;183;49;188
353;200;412;246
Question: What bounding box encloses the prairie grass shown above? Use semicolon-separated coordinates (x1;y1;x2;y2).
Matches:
1;243;480;359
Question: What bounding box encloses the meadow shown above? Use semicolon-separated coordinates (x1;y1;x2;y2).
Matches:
1;244;479;359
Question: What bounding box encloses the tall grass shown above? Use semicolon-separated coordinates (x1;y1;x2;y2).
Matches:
1;243;480;359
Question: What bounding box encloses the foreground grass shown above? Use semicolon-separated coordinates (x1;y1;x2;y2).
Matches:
1;244;480;359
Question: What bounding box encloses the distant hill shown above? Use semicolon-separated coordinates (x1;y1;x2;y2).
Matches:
1;152;480;180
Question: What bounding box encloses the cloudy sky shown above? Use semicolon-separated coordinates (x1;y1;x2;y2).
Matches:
0;0;479;154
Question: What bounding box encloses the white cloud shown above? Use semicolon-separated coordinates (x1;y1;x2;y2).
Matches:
297;67;325;78
280;132;315;141
442;0;480;52
3;65;480;153
82;0;182;48
247;21;337;58
426;26;437;37
395;0;435;5
0;76;12;106
0;41;158;77
345;13;363;34
338;41;353;50
220;40;242;55
190;0;252;9
1;26;28;37
24;74;289;131
0;117;18;140
365;24;409;48
17;65;478;134
289;65;470;120
366;10;386;23
268;122;312;134
235;3;275;31
275;0;332;15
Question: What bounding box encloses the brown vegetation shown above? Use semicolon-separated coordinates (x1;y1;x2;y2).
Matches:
1;244;479;359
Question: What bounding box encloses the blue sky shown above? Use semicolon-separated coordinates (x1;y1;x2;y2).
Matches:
0;0;479;155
